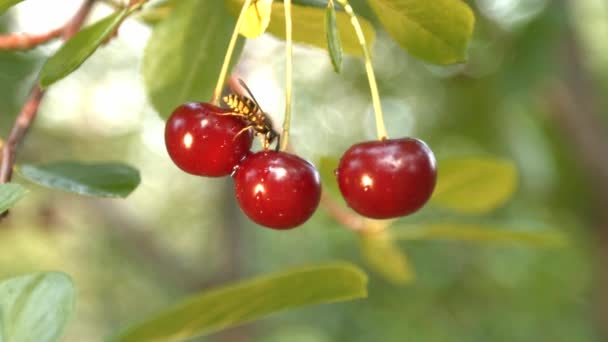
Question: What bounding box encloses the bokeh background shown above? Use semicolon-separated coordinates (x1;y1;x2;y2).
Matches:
1;0;607;341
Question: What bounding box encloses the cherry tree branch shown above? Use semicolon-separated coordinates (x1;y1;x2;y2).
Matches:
1;0;96;186
0;27;64;51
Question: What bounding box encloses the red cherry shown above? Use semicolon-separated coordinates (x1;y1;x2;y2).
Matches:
233;151;322;230
164;102;253;177
336;138;437;219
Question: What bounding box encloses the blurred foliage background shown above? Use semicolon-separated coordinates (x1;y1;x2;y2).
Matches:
1;0;607;341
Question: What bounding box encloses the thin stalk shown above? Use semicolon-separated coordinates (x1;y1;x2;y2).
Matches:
280;0;294;151
335;0;388;140
211;0;252;105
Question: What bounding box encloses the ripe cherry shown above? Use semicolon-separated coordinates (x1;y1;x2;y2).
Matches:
336;138;437;219
233;151;322;230
165;102;253;177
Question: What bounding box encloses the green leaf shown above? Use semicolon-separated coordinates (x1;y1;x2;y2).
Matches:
325;0;343;73
144;0;243;119
360;233;414;285
0;272;75;342
368;0;475;64
19;161;140;198
39;10;129;88
113;262;367;341
431;158;518;214
0;0;25;14
0;183;27;213
392;223;567;247
226;0;375;56
317;156;340;198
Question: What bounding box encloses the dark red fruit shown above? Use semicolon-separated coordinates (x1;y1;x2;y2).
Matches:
336;138;436;219
233;151;322;230
165;102;253;177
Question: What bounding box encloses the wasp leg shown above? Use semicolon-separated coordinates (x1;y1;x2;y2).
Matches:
216;112;248;118
274;134;281;151
233;125;254;141
262;132;272;150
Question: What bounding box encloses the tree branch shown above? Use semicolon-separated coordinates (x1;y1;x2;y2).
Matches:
1;0;96;218
0;27;63;51
546;21;608;341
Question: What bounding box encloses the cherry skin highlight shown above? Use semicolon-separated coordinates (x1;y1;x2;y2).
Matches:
336;138;437;219
233;151;322;230
164;102;253;177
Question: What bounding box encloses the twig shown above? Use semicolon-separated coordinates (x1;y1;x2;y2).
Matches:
320;191;392;235
1;0;96;218
0;27;63;51
0;0;94;51
546;23;608;341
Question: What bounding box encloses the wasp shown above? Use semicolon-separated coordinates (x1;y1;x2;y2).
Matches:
222;79;280;150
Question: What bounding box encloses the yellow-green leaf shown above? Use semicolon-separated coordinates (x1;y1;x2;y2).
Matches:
0;183;27;213
368;0;475;64
360;233;414;285
39;9;129;88
240;0;273;38
226;0;375;56
112;263;367;342
317;156;340;198
431;158;518;214
0;0;25;14
392;223;567;247
325;0;343;72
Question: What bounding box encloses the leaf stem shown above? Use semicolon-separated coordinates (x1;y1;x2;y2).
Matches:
335;0;387;140
211;0;252;105
280;0;294;151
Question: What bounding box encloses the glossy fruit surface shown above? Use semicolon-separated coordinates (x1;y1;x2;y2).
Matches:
336;138;436;219
233;151;321;229
165;102;253;177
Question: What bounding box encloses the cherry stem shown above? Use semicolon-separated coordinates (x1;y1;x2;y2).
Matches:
280;0;294;152
212;0;252;105
335;0;388;140
320;192;392;235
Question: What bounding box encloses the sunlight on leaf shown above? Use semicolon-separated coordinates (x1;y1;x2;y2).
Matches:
0;0;24;14
39;9;128;88
240;0;273;38
0;272;75;342
226;0;375;56
392;223;567;247
19;161;140;198
0;0;25;14
113;262;367;342
368;0;475;64
361;233;414;285
0;183;27;213
431;158;518;214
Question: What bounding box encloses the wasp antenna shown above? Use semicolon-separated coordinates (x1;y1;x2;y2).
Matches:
238;79;264;112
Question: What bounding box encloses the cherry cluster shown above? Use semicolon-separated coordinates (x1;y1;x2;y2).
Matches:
164;102;437;230
165;102;321;230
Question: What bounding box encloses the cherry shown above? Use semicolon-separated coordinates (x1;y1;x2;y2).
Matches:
165;102;253;177
336;138;437;219
233;151;322;230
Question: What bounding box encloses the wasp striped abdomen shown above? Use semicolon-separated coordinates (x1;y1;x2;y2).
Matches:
223;94;258;115
221;80;280;150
